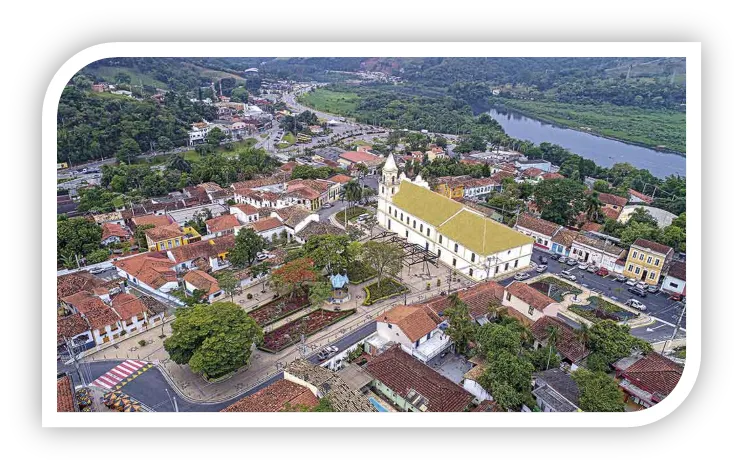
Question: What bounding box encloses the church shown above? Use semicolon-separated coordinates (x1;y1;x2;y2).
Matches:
376;153;534;281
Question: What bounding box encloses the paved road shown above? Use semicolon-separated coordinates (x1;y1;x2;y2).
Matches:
496;248;686;343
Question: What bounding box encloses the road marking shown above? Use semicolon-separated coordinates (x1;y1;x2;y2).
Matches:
646;324;668;332
92;359;149;389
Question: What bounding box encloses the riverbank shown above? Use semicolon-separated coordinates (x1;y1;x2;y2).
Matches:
490;98;686;156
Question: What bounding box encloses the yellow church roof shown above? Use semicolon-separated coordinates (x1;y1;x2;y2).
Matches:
391;180;462;226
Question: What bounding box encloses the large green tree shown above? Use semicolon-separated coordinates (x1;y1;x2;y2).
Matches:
443;295;477;354
476;322;522;361
57;216;103;264
586;320;652;372
533;178;588;226
164;302;263;379
572;368;625;412
228;228;267;268
362;241;404;288
216;270;240;301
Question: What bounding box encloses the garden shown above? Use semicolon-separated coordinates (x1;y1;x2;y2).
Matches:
334;206;370;225
568;296;638;323
347;260;376;284
260;308;357;353
363;277;409;306
529;276;582;302
246;290;310;327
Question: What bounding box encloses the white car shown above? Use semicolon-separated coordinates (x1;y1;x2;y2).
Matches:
577;263;588;270
625;299;647;311
535;265;548;273
560;271;577;281
514;273;530;281
637;281;648;290
625;279;638;287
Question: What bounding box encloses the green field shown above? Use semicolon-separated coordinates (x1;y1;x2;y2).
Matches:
85;66;170;89
298;89;361;115
181;138;258;163
492;98;686;154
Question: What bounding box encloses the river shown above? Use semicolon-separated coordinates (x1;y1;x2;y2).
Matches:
487;106;686;178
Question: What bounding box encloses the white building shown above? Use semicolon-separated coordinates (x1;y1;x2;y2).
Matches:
515;213;561;253
569;234;627;273
503;281;564;322
373;305;451;364
377;154;534;281
462;357;493;404
661;261;686;295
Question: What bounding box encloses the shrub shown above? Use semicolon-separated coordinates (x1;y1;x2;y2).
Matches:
247;293;253;299
138;340;147;347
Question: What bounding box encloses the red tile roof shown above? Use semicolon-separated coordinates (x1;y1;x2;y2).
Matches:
628;189;654;204
248;217;284;233
522;167;544;178
340;151;383;164
618;352;683;400
113;252;177;289
168;235;235;264
206;214;240;234
506;281;556;311
601;206;622;220
279;162;298;172
57;375;76;412
531;316;589;363
516;213;561;238
365;345;473;412
111;293;148;321
580;221;603;233
84;303;121;330
231;175;287;191
542;172;565;180
221;379;319;412
667;261;686;281
422;281;505;321
377;305;439;342
633;238;673;256
57;313;90;343
131;214;173;228
597;192;628;207
145;223;183;243
57;272;105;300
101;223;130;241
62;291;108;314
232;204;258;216
329;174;353;184
552;228;579;247
184;270;222;296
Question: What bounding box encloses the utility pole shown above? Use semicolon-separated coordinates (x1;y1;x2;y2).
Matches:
661;304;686;356
65;338;86;386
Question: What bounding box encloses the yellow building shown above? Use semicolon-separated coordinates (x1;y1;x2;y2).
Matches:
435;176;469;199
623;238;674;285
145;224;188;252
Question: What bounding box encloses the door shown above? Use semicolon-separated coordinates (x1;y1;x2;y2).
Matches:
641;270;648;281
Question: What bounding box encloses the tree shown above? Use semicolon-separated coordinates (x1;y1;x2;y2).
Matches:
444;295;477;354
228;228;267;268
303;234;351;273
85;248;110;264
230;87;250;103
355;163;369;179
206;127;227;146
157;136;174;152
477;353;535;410
619;221;659;247
585;191;602;222
115;137;142;164
627;207;658;227
309;280;333;308
586;320;652;372
343;179;363;208
476;322;522;361
250;261;271;292
164;303;263;379
134;223;155;250
533;178;588;226
572;369;625;412
216;271;239;301
544;324;560;370
57;217;103;263
362;241;404;288
271;257;317;299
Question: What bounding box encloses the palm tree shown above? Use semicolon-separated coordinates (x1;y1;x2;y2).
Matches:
575;322;591;357
585;190;602;222
545;325;561;370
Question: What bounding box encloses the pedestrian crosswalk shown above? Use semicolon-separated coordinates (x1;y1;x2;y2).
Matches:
91;359;152;389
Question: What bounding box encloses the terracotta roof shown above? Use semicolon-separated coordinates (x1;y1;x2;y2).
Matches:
57;313;90;343
365;345;473;412
279;162;298;172
183;270;222;296
57;272;105;300
516;213;561;238
167;235;235;264
552;228;579;247
295;221;344;240
506;281;556;311
522;167;544;178
598;192;628;207
248;217;284;233
580;221;603;233
113;252;177;289
111;293;148;321
131;214;172;228
139;295;168;315
601;206;621;220
617;352;683;400
101;223;130;241
377;305;439;342
628;189;654;204
667;261;686;281
339;151;383;164
501;305;535;326
531;317;589;363
231;175;287;191
57;375;76;412
84;303;121;330
289;179;330;194
274;206;312;228
471;401;503;412
542;172;565;180
329;174;353;184
62;291;108;314
573;234;625;256
287;186;321;200
206;214;240;234
221;379;319;412
284;359;376;412
422;281;505;321
145;223;183;243
232;204;259;216
633;238;673;256
198;182;224;193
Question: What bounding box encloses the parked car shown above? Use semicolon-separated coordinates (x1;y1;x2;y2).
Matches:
615;274;627;282
586;265;599;273
550;253;561;260
625;298;647;311
535;265;548;273
558;256;567;263
625;279;638;287
322;203;332;209
90;267;105;274
670;293;685;301
577;263;588;270
647;285;659;294
514;273;530;281
637;281;648;290
317;350;328;360
596;267;609;277
628;286;647;297
539;256;549;265
560;270;577;281
566;258;577;266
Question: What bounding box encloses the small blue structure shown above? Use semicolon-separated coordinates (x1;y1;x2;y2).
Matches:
330;273;350;304
330;273;349;289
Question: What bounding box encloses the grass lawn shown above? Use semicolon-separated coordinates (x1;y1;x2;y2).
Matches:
492;98;686;154
334;206;369;225
569;296;637;323
530;276;582;302
181;138;258;164
363;278;409;306
85;65;169;89
298;88;361;115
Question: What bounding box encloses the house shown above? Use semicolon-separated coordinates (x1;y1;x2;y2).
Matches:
111;293;150;334
461;176;502;200
514;213;561;252
91;83;106;93
462;356;493;404
373;305;450;363
238;217;285;242
113;251;179;294
93;212;125;226
569;233;626;272
426;146;446;160
613;352;683;410
57;313;93;350
82;298;123;345
167;235;234;273
286;179;330;211
420;280;505;324
503;281;563;323
130;214;173;230
234;188;295;210
101;223;131;246
337;151;384;174
550;228;578;257
521;167;545;182
542;172;565;181
435;175;470;199
145;223;186;251
628;189;654;204
230;204;260;225
294;220;345;244
624;239;674;286
531;316;589;366
220;379;319;412
365;344;473;412
188;122;210;146
378;154;534;281
515;159;552;173
661;261;686;295
597;192;628;213
167;204;228;227
618;205;678;228
272;205;318;242
283;359;376;412
57;374;77;412
183;270;224;303
205;214;240;237
532;369;581;412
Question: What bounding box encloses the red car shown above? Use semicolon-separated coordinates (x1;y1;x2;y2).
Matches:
670;293;685;301
595;267;609;277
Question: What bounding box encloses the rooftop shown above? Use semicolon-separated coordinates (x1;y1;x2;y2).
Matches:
101;223;130;241
284;359;376;412
183;270;222;296
145;223;183;243
573;234;625;256
438;208;533;256
131;214;173;228
377;305;440;342
220;379;319;412
633;238;673;256
296;220;345;239
340;151;383;164
531;316;589;363
113;251;177;289
168;235;235;264
597;192;628;207
57;313;90;343
667;261;686;281
231;204;259;216
506;281;556;311
274;206;312;228
206;214;240;234
615;352;683;400
248;217;284;233
111;293;148;321
516;213;561;238
57;375;76;412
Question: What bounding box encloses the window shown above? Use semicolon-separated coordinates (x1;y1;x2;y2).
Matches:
452;258;457;267
439;234;442;243
670;282;679;288
420;224;423;233
388;323;392;329
632;251;637;258
387;220;391;229
413;220;417;229
647;256;653;265
495;265;500;274
655;258;660;266
635;266;641;274
506;292;511;301
639;254;645;261
167;240;173;248
405;230;409;238
469;268;473;277
437;249;441;258
394;209;398;217
454;244;459;253
388;206;391;214
514;260;519;268
391;188;395;195
471;253;475;262
528;306;534;316
381;186;385;194
650;272;656;280
505;262;509;271
407;216;410;224
427;228;430;237
627;264;633;272
175;239;180;246
159;242;164;249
